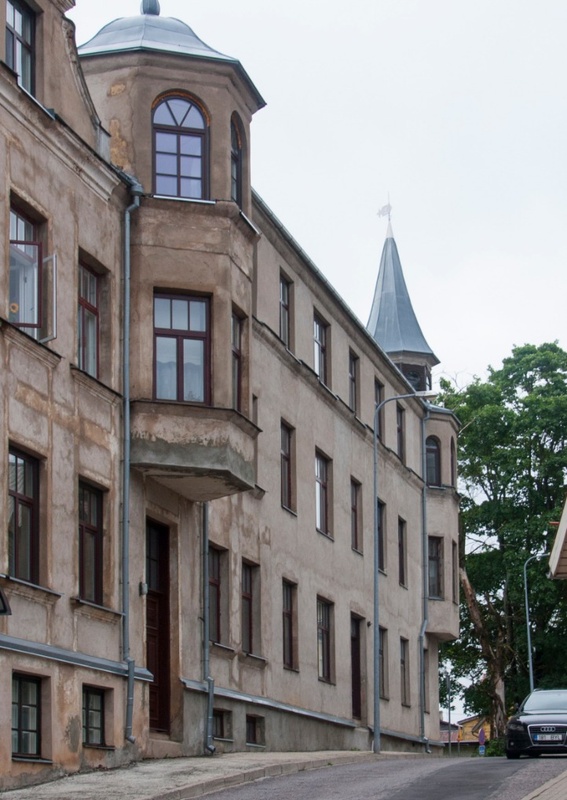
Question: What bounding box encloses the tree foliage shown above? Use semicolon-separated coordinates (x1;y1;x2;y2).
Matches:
438;343;567;735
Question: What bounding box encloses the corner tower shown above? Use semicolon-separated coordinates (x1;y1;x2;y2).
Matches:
367;222;439;390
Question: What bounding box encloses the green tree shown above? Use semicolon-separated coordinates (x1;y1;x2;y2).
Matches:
439;343;567;736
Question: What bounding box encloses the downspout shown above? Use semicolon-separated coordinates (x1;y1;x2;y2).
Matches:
202;502;216;753
123;180;143;744
419;406;431;753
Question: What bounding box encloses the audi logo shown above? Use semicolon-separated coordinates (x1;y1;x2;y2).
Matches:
540;726;557;733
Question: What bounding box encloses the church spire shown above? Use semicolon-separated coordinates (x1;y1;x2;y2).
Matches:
367;223;439;391
141;0;160;14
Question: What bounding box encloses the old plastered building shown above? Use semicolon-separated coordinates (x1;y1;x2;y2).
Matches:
0;0;460;790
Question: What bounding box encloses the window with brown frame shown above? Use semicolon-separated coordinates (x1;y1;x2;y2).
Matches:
377;499;386;572
6;0;34;94
315;451;331;536
348;350;359;413
230;118;242;206
426;436;441;486
317;597;333;682
281;421;295;511
12;673;41;757
452;540;459;604
282;579;297;670
374;379;385;440
8;447;39;584
313;313;329;385
241;560;260;655
208;546;223;644
351;478;362;552
79;482;104;605
9;205;42;335
154;293;210;403
398;517;407;587
82;686;105;746
231;312;243;412
400;637;410;706
379;627;389;699
428;536;444;599
78;263;99;378
279;274;292;348
153;95;208;199
396;404;405;462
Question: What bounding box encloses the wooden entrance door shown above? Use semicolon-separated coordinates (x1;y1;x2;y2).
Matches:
146;519;170;733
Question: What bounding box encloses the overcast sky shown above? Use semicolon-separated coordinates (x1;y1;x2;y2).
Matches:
68;0;567;390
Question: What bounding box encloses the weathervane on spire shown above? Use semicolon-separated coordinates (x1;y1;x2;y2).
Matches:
377;197;392;221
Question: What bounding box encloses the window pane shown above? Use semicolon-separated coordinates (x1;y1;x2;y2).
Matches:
154;297;171;329
190;300;207;332
172;298;189;331
180;178;202;199
156;337;177;400
168;98;192;125
180;156;201;178
185;105;205;129
183;339;204;402
153;104;176;125
180;135;202;155
16;504;32;580
155;175;178;196
156;153;178;175
155;131;178;152
9;242;40;326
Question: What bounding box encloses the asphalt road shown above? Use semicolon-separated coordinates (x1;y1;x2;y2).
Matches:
199;755;567;800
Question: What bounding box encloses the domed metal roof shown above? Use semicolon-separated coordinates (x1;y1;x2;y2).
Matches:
78;1;265;107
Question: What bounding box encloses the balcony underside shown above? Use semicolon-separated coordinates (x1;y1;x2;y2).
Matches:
130;400;258;502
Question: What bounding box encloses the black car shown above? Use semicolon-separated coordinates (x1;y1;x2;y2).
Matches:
505;689;567;759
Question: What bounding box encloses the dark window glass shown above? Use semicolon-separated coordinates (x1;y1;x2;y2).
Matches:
450;438;457;487
282;580;295;669
398;517;407;586
281;422;293;510
377;500;385;572
79;482;103;605
279;275;291;347
400;638;410;706
154;294;210;404
375;380;385;440
351;479;361;552
246;715;259;744
78;264;99;378
426;437;441;486
6;0;34;93
241;562;253;653
396;405;405;462
209;547;221;644
317;598;332;681
230;119;242;205
379;627;388;699
315;452;330;535
12;674;40;756
313;314;328;384
231;313;243;411
348;351;359;413
452;541;459;603
428;536;443;598
8;448;39;583
153;96;207;199
83;687;105;745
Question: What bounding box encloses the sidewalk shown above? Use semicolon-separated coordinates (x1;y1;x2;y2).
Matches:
2;750;567;800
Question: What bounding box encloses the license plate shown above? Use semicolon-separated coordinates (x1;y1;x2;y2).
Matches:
534;734;562;741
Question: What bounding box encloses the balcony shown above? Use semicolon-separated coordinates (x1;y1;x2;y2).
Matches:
427;597;459;642
130;401;258;501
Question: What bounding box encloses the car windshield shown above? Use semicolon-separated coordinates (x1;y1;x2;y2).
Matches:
522;691;567;712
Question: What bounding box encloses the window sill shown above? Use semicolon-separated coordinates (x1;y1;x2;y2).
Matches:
0;574;62;604
428;595;444;602
281;504;297;517
283;665;300;673
213;736;234;744
245;742;266;749
317;529;334;542
71;597;123;622
12;756;53;764
351;547;364;557
83;744;115;751
317;677;336;686
152;194;216;206
238;652;267;668
210;642;236;660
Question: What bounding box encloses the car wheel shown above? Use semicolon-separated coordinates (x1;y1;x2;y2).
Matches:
506;750;521;760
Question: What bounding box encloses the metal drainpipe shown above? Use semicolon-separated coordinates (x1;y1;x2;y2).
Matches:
202;502;216;753
123;181;143;744
419;407;431;752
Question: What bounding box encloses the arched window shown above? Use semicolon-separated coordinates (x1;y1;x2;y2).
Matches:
153;95;208;199
230;117;242;206
426;436;441;486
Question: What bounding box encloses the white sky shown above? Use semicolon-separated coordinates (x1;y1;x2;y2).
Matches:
68;0;567;389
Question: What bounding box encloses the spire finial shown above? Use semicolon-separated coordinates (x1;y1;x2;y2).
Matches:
141;0;160;15
377;197;392;222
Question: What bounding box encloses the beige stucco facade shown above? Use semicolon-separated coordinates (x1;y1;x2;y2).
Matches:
0;1;459;791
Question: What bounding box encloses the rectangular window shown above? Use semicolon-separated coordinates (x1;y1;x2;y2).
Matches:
400;638;410;706
396;404;405;462
315;451;331;536
82;686;105;746
282;579;297;669
452;540;459;604
12;673;41;757
78;263;99;378
246;715;264;745
398;517;407;587
375;379;385;440
154;293;210;403
377;500;385;572
208;546;224;644
348;350;359;413
281;421;295;511
79;482;103;605
379;627;388;699
241;561;259;655
313;313;328;385
317;597;333;682
9;205;42;334
231;312;243;411
426;437;441;486
279;274;292;347
351;479;362;552
423;649;430;714
8;447;39;584
6;0;34;93
428;536;444;599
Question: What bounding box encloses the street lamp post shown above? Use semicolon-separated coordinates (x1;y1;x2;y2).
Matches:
372;389;434;754
523;552;546;693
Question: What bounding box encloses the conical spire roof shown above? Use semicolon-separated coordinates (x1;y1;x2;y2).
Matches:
367;223;439;366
